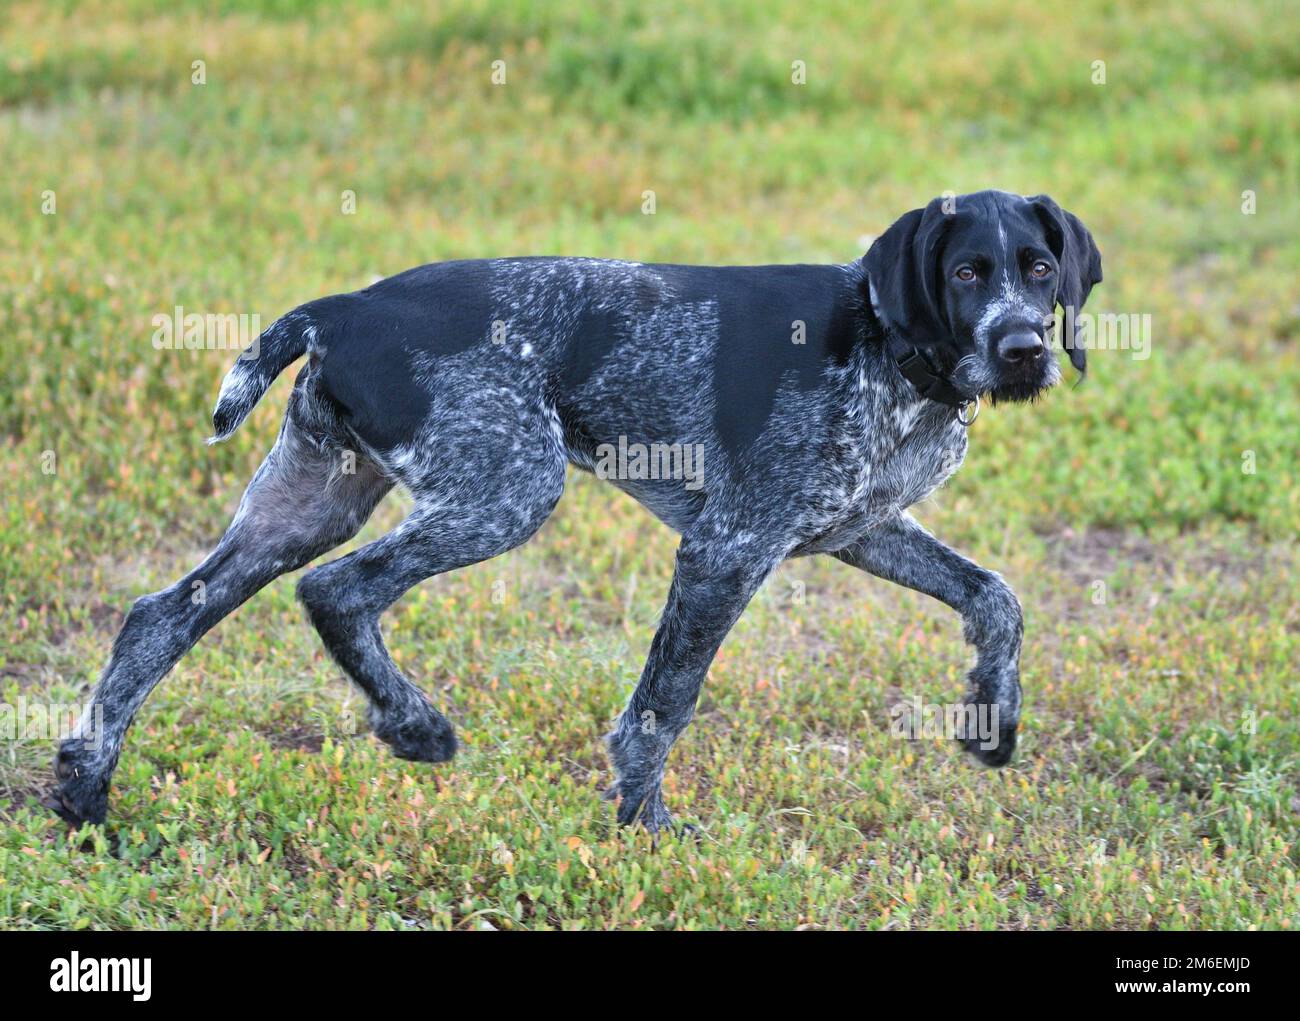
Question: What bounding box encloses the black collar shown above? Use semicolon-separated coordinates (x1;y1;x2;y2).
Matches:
862;270;970;411
891;344;967;409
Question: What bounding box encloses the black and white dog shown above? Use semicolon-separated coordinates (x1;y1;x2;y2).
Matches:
49;190;1101;832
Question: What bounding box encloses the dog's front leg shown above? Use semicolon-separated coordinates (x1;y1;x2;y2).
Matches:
607;534;779;834
835;513;1023;764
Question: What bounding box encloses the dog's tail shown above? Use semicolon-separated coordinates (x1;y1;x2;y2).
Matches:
207;310;319;444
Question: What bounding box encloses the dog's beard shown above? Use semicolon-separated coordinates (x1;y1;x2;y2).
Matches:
953;350;1060;405
989;376;1053;403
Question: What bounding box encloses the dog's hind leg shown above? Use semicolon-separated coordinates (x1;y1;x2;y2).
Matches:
605;528;782;835
49;403;392;825
296;399;568;764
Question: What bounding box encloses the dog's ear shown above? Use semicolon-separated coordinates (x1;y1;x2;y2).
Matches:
1027;195;1102;374
863;197;953;349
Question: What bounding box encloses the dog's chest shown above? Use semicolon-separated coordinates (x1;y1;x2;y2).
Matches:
869;399;969;509
805;396;968;551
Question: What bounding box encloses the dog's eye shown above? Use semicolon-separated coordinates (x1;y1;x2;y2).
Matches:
954;265;976;282
1030;261;1052;278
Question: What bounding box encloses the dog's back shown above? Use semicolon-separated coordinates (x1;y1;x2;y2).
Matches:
219;257;868;526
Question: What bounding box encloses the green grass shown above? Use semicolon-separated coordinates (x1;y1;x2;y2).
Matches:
1;0;1297;929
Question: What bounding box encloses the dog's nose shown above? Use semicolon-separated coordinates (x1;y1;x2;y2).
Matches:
996;331;1044;365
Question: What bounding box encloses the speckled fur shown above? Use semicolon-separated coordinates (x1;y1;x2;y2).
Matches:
50;191;1101;832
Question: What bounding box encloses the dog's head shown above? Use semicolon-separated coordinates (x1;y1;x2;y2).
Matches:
864;190;1102;403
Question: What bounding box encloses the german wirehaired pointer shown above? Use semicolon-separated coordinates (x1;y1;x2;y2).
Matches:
49;190;1101;832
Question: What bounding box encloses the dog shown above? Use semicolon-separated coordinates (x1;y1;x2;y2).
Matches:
48;190;1101;832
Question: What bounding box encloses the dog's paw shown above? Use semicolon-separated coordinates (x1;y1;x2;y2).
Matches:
46;742;110;826
958;719;1017;767
373;700;457;763
605;781;696;840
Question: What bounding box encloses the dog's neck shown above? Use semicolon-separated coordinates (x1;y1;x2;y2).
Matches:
852;267;968;413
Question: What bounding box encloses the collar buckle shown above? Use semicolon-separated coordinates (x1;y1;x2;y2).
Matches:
893;345;967;412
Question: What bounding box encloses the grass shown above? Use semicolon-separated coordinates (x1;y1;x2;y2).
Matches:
0;0;1297;929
